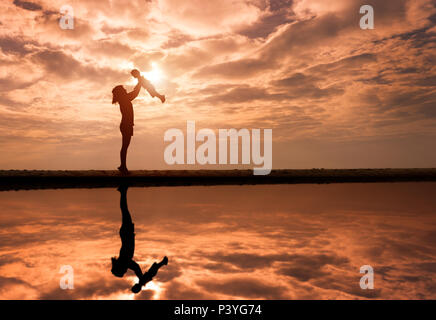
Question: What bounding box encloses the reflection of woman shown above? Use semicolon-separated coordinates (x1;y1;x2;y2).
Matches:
111;185;168;294
112;79;142;174
111;185;143;280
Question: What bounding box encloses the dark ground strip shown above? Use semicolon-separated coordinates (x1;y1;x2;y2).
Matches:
0;169;435;191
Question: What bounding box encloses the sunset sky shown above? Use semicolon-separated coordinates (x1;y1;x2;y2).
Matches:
0;0;435;170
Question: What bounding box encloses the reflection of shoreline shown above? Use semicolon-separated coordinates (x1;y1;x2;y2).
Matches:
1;168;436;191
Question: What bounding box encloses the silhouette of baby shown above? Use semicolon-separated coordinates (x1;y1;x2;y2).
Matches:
131;69;166;104
111;185;169;294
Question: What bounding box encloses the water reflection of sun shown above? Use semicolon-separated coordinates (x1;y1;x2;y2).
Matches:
145;281;162;300
114;279;162;300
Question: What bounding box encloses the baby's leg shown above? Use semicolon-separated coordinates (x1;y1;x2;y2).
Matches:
157;256;168;268
142;79;165;103
145;257;168;279
142;81;157;97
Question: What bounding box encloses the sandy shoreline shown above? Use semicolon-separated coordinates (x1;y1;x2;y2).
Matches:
1;168;435;191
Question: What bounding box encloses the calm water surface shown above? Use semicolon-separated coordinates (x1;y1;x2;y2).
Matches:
0;183;435;299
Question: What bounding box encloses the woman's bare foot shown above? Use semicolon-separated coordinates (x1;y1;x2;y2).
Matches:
117;185;128;193
117;166;129;174
159;94;165;104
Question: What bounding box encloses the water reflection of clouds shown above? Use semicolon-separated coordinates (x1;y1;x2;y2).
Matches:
0;183;435;299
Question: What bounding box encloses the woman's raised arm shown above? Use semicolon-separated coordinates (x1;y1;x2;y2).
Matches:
127;79;142;102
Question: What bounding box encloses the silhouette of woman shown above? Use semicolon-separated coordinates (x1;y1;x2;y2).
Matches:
111;185;168;294
112;79;142;174
112;71;165;174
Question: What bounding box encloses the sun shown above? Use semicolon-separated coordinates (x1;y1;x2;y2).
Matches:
144;63;163;84
120;61;164;86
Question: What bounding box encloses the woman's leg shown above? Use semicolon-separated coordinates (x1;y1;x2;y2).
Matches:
120;133;132;170
119;186;132;226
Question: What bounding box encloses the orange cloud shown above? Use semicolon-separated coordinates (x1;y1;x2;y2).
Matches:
0;0;435;170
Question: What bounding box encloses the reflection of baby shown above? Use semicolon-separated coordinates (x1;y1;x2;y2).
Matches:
131;256;169;293
131;69;166;104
